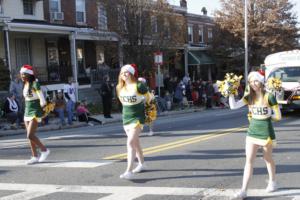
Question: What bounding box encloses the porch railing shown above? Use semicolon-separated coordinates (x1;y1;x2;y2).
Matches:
90;68;120;85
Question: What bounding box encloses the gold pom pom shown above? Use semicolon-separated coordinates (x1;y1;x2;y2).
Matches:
217;73;243;97
267;77;282;92
42;102;55;118
145;99;157;124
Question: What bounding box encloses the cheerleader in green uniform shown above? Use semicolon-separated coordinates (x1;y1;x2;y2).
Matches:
116;64;152;179
229;71;281;199
20;65;50;165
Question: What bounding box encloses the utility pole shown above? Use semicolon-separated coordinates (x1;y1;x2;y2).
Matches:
244;0;248;81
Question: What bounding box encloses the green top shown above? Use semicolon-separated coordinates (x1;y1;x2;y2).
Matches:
118;82;149;125
243;93;278;140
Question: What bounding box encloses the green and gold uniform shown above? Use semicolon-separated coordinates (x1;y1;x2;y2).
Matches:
229;93;281;146
23;81;46;122
118;82;151;130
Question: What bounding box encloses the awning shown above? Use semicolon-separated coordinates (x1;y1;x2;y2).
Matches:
188;51;215;65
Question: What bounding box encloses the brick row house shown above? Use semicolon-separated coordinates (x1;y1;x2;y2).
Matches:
0;0;216;99
177;0;216;81
0;0;121;99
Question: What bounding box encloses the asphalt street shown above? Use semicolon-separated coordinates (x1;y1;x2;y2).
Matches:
0;108;300;200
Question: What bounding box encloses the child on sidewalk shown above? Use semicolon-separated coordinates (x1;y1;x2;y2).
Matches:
76;100;102;126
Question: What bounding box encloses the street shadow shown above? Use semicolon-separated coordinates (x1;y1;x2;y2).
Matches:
49;134;125;141
146;152;244;161
148;131;245;138
6;144;124;150
278;140;300;145
0;170;8;175
273;147;300;153
130;164;300;183
45;144;123;148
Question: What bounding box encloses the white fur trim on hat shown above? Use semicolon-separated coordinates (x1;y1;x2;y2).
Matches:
138;77;146;83
248;71;264;83
20;66;34;75
121;64;135;75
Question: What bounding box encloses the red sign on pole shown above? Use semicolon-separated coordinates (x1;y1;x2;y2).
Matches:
154;51;163;65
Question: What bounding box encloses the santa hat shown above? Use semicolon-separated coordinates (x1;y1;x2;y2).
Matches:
121;64;136;76
130;63;139;78
20;65;34;75
248;71;264;83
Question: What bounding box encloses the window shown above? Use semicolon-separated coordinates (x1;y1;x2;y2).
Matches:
16;38;31;68
208;28;213;41
164;20;170;38
0;0;3;14
97;3;107;30
188;25;193;43
198;25;203;43
117;7;127;32
76;0;86;23
23;0;34;15
151;16;158;33
49;0;61;12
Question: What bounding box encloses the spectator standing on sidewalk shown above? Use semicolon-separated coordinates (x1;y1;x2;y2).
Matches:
20;65;50;165
101;75;113;118
116;64;152;179
205;81;214;108
64;78;76;125
54;90;66;126
3;93;23;128
229;71;282;199
9;73;24;112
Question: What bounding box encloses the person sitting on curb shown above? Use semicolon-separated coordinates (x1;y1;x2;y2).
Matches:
3;93;23;129
76;100;102;126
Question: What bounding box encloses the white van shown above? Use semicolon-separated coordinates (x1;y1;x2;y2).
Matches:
264;49;300;111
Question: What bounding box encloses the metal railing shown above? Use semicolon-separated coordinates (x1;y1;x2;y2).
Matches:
90;68;120;85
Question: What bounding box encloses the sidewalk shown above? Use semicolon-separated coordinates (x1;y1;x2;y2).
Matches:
0;107;206;137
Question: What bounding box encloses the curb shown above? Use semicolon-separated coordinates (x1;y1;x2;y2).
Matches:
0;107;206;138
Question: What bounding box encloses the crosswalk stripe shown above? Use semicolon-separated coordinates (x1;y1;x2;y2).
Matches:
0;160;113;168
0;183;299;199
0;191;53;200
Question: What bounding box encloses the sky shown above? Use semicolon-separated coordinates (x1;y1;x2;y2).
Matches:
168;0;300;23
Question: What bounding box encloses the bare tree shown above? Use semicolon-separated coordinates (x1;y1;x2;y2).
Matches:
103;0;186;72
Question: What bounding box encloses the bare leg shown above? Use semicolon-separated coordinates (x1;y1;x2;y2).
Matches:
241;141;260;192
134;126;144;164
26;119;47;157
125;128;139;172
25;121;37;157
263;143;276;182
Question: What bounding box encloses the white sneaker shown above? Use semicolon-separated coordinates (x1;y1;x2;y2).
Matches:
26;156;39;165
132;163;147;173
88;122;94;126
38;149;50;162
232;190;247;199
266;181;277;193
119;171;134;180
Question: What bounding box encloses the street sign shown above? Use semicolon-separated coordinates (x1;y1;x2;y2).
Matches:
154;51;163;97
154;51;163;65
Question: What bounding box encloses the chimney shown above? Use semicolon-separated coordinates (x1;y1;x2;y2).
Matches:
180;0;187;8
201;7;207;15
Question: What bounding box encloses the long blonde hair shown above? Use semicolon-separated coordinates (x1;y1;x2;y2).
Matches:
116;72;137;96
248;82;265;105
